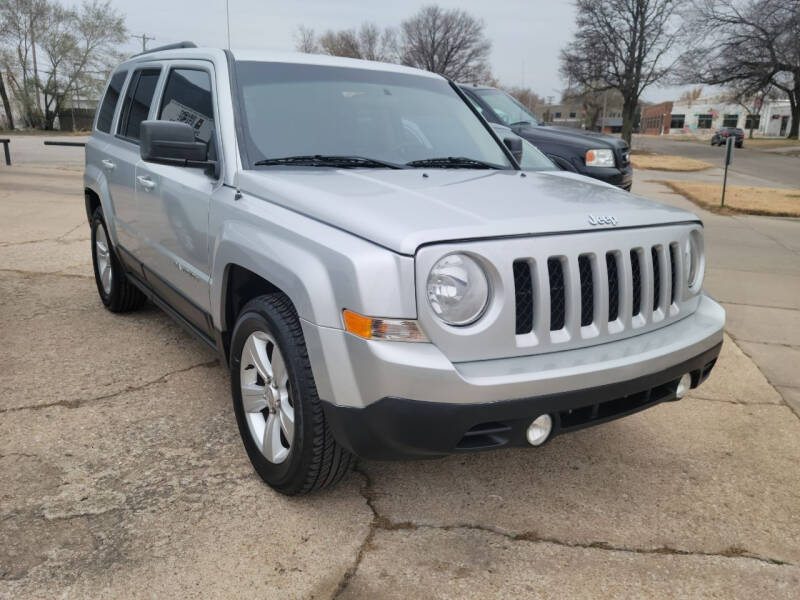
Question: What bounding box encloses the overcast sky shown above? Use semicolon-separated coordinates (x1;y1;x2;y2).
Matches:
71;0;686;103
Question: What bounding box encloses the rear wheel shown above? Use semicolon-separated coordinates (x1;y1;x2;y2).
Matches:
91;207;146;312
230;293;354;495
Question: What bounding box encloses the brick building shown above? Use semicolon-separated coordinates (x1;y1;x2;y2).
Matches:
640;101;673;135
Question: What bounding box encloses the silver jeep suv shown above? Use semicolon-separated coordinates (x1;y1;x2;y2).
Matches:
84;43;724;495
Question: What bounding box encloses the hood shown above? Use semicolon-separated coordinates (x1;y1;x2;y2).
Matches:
517;124;627;150
237;169;697;255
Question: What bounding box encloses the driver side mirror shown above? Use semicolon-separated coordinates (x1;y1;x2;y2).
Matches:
503;136;523;163
140;120;217;176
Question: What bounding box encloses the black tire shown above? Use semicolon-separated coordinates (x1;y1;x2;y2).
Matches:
230;293;354;495
90;207;146;312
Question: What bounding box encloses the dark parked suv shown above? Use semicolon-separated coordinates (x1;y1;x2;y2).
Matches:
460;84;633;190
711;127;744;148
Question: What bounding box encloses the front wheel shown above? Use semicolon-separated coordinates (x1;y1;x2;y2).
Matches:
230;293;354;495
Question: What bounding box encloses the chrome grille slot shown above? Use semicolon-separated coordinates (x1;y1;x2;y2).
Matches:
548;258;566;331
513;260;534;335
669;243;679;305
630;249;642;317
579;254;594;326
606;252;620;322
651;246;661;311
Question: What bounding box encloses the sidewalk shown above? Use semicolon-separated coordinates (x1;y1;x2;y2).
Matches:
633;173;800;416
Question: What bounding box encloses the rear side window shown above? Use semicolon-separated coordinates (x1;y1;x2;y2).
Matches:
158;68;215;143
118;68;161;142
96;71;127;133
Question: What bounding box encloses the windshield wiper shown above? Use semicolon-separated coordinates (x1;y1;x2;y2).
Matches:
405;156;505;169
253;154;407;169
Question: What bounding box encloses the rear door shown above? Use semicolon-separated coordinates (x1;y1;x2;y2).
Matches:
134;62;220;329
87;69;128;238
107;64;163;256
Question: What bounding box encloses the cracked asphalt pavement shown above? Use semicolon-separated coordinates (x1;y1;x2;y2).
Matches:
2;160;800;598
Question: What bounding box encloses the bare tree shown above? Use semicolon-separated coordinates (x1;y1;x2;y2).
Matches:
560;0;685;144
679;86;704;107
399;5;492;82
295;22;397;62
0;0;125;130
725;82;775;138
680;0;799;139
294;25;319;54
0;58;13;128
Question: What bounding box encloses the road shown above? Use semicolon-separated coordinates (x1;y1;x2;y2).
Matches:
632;134;800;189
1;162;800;598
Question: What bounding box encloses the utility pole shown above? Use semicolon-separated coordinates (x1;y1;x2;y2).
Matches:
131;33;155;53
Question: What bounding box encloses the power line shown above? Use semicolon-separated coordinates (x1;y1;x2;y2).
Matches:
131;33;156;53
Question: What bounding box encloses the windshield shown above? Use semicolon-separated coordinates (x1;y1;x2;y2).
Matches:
474;89;540;127
234;61;513;169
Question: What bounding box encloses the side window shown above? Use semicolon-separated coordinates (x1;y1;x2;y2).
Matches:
158;68;215;143
96;70;127;133
118;68;161;142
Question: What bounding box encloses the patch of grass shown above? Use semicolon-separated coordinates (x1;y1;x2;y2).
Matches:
661;181;800;217
739;138;799;149
630;153;712;172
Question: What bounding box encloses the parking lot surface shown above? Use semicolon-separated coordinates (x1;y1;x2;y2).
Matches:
1;153;799;598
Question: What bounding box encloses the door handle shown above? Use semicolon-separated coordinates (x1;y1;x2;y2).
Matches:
136;175;156;191
101;159;115;171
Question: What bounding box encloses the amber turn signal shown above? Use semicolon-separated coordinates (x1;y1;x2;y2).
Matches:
342;310;428;342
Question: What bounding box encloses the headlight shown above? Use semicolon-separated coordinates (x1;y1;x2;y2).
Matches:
585;149;615;167
685;230;704;290
426;254;489;326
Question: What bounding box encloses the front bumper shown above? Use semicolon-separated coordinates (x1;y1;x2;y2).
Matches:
301;294;724;459
579;164;633;190
323;342;720;459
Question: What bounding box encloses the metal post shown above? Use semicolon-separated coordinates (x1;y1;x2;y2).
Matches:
721;136;733;208
1;139;10;166
226;0;231;49
601;90;608;133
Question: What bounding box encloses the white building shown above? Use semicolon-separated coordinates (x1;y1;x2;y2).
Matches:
666;94;793;137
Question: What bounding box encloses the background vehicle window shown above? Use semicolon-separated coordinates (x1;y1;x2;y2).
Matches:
96;70;127;133
158;69;215;143
473;89;541;128
118;68;161;141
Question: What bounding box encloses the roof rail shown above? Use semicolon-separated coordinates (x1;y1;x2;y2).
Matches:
133;41;197;57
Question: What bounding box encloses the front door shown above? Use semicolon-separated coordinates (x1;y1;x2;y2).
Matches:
135;64;219;331
780;116;789;137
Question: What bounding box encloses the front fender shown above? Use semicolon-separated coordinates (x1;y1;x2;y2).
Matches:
209;189;417;331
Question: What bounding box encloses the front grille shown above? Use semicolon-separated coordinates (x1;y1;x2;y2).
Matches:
513;239;681;339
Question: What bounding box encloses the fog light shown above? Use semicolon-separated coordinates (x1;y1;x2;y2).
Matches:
676;373;692;399
526;414;553;446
